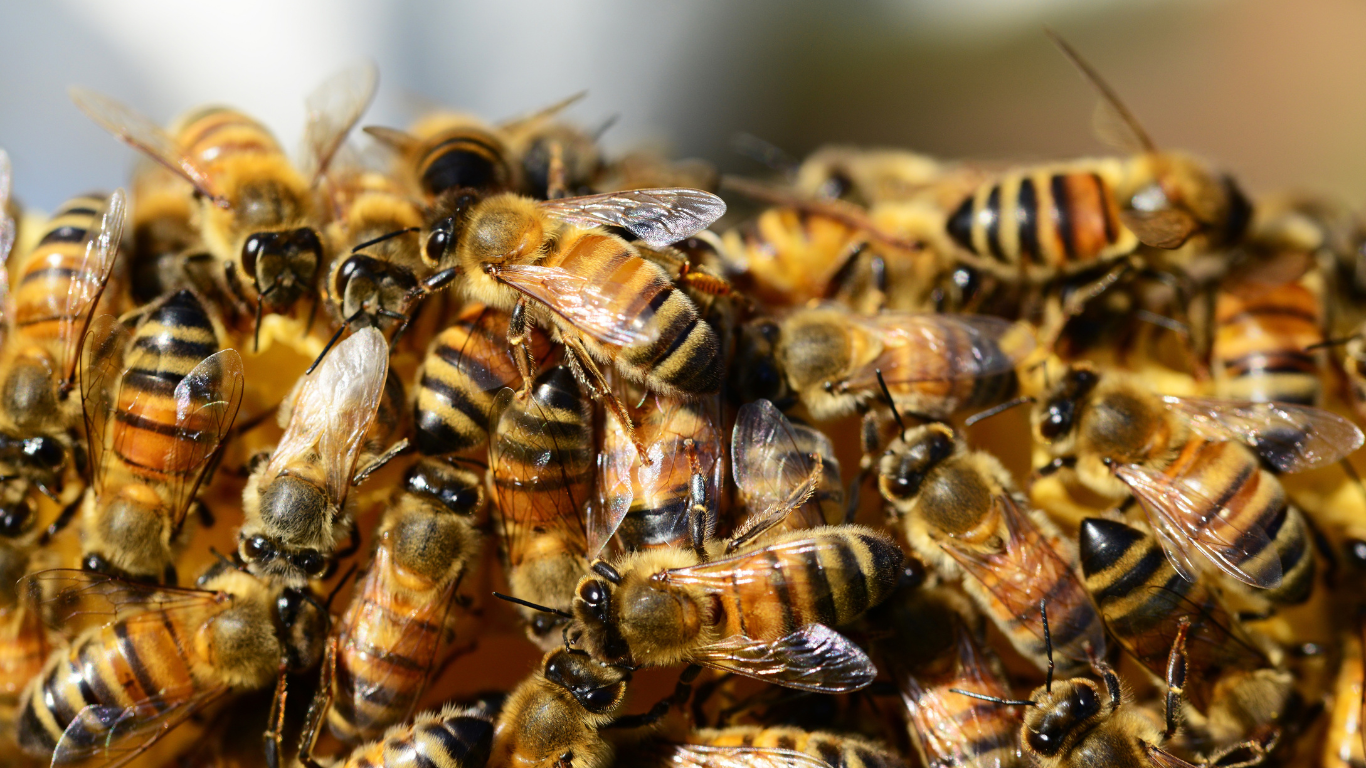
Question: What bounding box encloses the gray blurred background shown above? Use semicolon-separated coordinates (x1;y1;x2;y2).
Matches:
3;0;1363;211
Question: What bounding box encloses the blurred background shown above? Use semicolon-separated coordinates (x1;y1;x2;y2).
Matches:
1;0;1364;211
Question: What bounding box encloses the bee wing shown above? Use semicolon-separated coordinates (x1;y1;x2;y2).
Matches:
1140;743;1202;768
299;61;379;184
1115;583;1269;686
1113;463;1284;590
730;400;826;546
266;328;389;505
0;149;12;338
162;350;245;527
57;189;126;392
663;745;832;768
53;687;230;768
21;569;224;637
68;88;224;204
591;405;635;559
494;263;660;346
488;380;590;567
538;188;726;247
80;315;132;494
638;393;723;533
941;495;1105;664
1119;209;1199;250
845;312;1032;391
1161;395;1364;473
693;624;876;693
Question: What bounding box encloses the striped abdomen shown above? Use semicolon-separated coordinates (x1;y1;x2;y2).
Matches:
337;705;495;768
1161;439;1314;605
1078;517;1268;714
725;208;869;307
873;331;1017;420
413;125;514;200
174;106;283;167
947;167;1134;275
12;193;112;344
1211;275;1325;405
414;305;550;455
703;528;901;641
552;234;720;396
688;727;908;768
17;612;206;756
112;290;219;479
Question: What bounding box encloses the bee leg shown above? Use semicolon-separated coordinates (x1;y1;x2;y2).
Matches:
1087;653;1124;715
163;563;178;587
562;336;648;463
38;495;83;545
264;662;291;768
1039;258;1134;351
293;637;337;768
685;439;711;560
546;140;567;200
508;297;539;396
334;523;362;561
605;664;702;729
194;500;215;529
352;439;411;486
1162;617;1191;739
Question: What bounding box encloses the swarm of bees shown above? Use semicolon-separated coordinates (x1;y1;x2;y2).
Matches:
6;29;1366;768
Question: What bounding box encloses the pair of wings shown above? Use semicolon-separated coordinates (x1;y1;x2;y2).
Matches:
265;328;389;506
941;494;1106;665
659;744;834;768
21;569;238;768
1116;396;1363;589
728;399;838;549
658;537;877;693
839;311;1032;397
80;314;244;522
591;392;724;558
488;186;726;347
70;61;378;207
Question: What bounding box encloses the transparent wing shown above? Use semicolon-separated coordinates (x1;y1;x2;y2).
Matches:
0;148;12;335
21;569;224;637
361;125;420;155
80;315;132;494
942;495;1105;665
52;687;229;768
1161;395;1364;473
664;745;832;768
1141;743;1201;768
693;624;876;693
539;188;726;247
730;400;823;546
845;312;1032;391
160;349;245;527
1120;209;1198;250
69;88;223;203
1114;463;1283;589
1046;30;1157;155
591;402;635;559
266;328;388;504
499;91;587;135
493;263;660;346
299;61;379;183
637;394;723;539
57;189;126;391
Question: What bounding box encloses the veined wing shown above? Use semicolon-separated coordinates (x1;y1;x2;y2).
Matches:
694;624;876;693
493;262;660;347
1161;395;1364;473
539;188;726;247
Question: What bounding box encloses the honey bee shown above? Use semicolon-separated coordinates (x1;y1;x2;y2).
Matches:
593;391;724;558
1033;364;1362;606
877;422;1106;674
1078;517;1295;747
239;327;391;586
364;111;518;203
500;93;604;200
489;365;593;647
127;160;205;304
412;303;553;456
872;583;1025;768
0;189;126;540
792;145;948;205
567;525;902;692
418;187;726;455
77;290;245;583
729;399;841;537
70;63;378;345
16;566;328;764
648;728;906;768
297;702;496;768
325;458;485;744
946;33;1251;284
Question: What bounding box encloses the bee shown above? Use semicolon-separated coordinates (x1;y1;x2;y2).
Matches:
1033;364;1362;606
953;603;1273;768
127;160;205;304
412;303;553;456
877;422;1106;674
500;92;604;200
418;187;726;456
16;566;328;764
0;189;126;539
70;63;378;344
872;583;1025;768
567;525;902;692
1078;517;1295;748
729;399;842;538
792;145;949;205
297;702;496;768
680;728;909;768
325;458;485;744
239;327;391;586
594;390;724;559
489;365;593;647
77;290;245;583
364;111;518;203
945;33;1251;284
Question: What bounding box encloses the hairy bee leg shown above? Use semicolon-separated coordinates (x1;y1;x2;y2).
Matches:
546;140;567;200
684;439;710;561
264;662;290;768
561;335;648;463
294;638;337;768
352;438;411;485
1163;617;1191;739
1087;653;1124;715
508;296;538;396
605;664;703;730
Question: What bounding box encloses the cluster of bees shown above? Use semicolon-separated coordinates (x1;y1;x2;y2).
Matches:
5;32;1366;768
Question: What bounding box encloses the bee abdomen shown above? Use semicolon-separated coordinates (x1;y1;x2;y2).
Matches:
176;107;282;162
14;194;111;336
1212;279;1324;405
418;130;513;199
692;727;907;768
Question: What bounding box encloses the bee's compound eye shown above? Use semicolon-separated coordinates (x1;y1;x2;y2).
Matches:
24;437;62;469
578;684;620;713
0;503;31;537
242;535;272;562
579;580;607;606
1039;400;1076;442
293;551;327;576
241;233;269;277
425;221;453;265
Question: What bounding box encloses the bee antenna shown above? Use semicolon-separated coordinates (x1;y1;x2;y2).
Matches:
1044;27;1156;154
964;396;1035;427
1306;334;1361;351
948;689;1036;707
324;564;359;610
875;369;906;438
1041;598;1055;693
307;307;366;376
493;591;573;619
350;227;420;254
207;546;247;573
253;293;264;353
